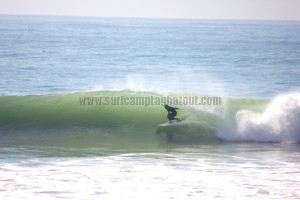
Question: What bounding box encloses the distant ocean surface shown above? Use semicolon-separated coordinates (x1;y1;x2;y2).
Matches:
1;15;300;97
0;15;300;199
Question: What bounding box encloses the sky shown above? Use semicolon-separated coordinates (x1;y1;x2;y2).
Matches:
0;0;300;21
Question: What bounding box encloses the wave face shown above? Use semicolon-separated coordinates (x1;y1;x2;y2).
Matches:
0;91;299;146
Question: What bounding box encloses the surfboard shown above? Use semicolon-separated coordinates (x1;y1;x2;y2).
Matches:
159;120;182;127
158;120;198;127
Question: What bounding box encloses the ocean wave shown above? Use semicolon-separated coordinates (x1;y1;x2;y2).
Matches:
0;90;299;145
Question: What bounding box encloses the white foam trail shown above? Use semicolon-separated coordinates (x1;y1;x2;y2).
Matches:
220;92;300;143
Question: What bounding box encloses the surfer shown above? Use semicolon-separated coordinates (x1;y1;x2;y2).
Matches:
164;105;180;123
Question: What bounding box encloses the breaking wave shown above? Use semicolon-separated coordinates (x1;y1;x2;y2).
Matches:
0;90;299;146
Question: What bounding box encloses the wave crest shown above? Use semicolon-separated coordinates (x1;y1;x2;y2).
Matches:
228;92;300;143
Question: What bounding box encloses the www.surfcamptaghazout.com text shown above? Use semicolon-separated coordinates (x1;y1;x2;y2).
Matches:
79;96;222;106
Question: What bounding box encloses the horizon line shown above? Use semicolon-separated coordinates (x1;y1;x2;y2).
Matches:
1;13;300;23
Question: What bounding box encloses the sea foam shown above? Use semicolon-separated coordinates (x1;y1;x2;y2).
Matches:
221;92;300;143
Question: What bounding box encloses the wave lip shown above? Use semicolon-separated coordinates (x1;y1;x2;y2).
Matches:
223;92;300;143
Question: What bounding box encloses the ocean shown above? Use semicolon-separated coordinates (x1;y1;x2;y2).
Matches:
0;15;300;199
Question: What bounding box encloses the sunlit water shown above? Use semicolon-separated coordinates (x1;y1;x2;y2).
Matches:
1;15;300;199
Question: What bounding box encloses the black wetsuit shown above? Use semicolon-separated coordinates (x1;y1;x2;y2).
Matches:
165;106;178;121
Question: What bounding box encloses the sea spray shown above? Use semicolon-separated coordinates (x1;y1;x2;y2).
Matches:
224;92;300;143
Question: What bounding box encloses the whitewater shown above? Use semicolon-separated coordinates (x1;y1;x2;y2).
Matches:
1;15;300;199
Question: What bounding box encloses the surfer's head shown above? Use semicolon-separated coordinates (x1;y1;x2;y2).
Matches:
164;105;169;109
